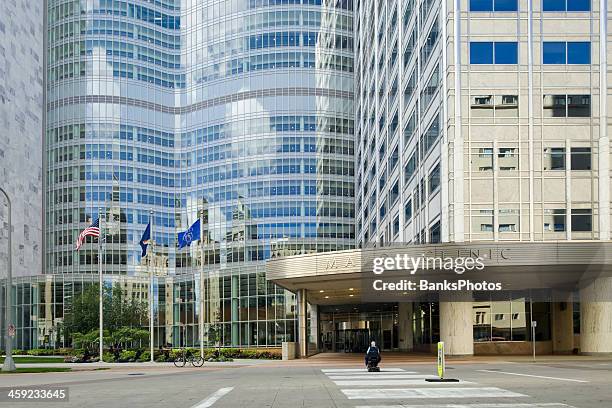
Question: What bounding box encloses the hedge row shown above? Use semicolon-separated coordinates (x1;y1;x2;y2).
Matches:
5;347;281;362
5;348;76;357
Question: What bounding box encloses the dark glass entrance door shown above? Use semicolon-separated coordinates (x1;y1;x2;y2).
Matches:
335;329;370;353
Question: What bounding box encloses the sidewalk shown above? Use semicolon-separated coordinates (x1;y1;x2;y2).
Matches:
259;352;612;367
7;353;612;371
6;358;276;371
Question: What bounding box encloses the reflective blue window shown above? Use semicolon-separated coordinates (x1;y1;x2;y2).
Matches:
567;42;590;64
470;0;493;11
543;42;566;64
543;0;590;11
495;42;518;64
470;42;493;64
542;0;565;10
495;0;518;11
567;0;590;11
543;42;590;64
470;42;518;64
470;0;517;11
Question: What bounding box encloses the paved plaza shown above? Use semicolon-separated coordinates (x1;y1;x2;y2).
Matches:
0;354;611;408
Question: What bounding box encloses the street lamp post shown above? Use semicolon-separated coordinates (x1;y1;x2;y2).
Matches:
0;187;16;372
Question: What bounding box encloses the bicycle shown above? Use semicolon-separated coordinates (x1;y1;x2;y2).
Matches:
172;349;204;367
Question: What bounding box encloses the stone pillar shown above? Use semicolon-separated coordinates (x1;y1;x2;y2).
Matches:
552;298;574;354
297;289;307;358
439;293;473;356
580;277;612;354
309;303;318;354
398;302;413;351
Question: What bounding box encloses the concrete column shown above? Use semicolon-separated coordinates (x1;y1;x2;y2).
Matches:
439;293;473;356
580;277;612;354
552;298;574;354
398;302;413;352
297;289;308;358
309;303;318;354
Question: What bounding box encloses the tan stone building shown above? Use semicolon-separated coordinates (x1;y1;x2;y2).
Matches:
264;0;612;357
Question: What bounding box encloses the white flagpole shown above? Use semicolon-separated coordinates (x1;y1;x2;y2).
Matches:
98;207;104;363
199;209;205;359
149;209;154;363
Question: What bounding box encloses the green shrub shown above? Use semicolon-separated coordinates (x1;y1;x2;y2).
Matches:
138;351;150;362
71;353;85;363
154;351;167;362
102;352;115;363
169;349;182;361
118;350;137;362
63;355;78;363
26;349;54;356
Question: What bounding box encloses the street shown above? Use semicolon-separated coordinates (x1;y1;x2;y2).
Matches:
0;355;611;408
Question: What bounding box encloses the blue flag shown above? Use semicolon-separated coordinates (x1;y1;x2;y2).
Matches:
139;222;151;257
177;219;201;249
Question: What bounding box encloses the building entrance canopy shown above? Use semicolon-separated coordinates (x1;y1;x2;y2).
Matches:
266;242;612;304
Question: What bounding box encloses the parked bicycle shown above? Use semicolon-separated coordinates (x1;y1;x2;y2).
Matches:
172;349;204;367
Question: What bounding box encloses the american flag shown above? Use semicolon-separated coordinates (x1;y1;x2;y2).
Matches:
75;218;101;251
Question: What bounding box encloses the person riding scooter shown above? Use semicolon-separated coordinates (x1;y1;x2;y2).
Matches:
365;341;381;371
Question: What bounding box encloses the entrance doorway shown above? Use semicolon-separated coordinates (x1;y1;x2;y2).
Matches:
319;303;399;352
335;329;370;353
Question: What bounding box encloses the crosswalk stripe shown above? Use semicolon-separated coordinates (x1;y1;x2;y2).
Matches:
353;404;573;408
322;368;405;373
477;370;588;383
327;374;433;380
333;379;473;386
342;387;527;399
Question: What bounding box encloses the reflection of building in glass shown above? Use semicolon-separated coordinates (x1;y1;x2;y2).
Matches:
28;0;354;350
1;272;299;350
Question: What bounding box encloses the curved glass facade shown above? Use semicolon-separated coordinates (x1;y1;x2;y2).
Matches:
45;0;354;347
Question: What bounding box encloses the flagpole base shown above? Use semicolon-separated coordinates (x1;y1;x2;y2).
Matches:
2;356;16;372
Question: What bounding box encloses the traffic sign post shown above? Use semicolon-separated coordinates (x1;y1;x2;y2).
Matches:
437;341;445;378
426;342;459;383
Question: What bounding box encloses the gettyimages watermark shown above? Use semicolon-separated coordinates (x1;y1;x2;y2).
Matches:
370;254;502;293
313;243;612;301
372;254;485;275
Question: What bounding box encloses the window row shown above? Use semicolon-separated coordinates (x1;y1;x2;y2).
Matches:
470;0;590;11
471;208;593;233
470;147;591;171
470;41;591;65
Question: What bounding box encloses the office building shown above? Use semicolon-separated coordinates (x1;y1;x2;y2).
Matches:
33;0;354;349
268;0;612;357
4;0;612;356
0;0;45;278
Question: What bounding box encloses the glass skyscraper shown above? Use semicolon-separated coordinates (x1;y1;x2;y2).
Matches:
42;0;354;348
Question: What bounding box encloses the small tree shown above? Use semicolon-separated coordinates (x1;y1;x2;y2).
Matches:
63;283;149;350
72;329;99;354
206;310;222;357
108;327;149;350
